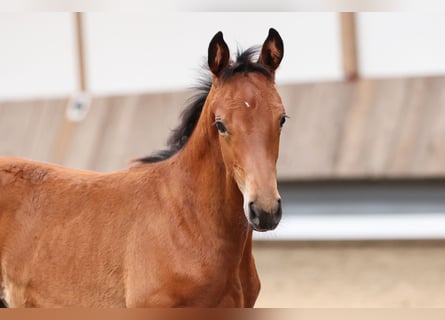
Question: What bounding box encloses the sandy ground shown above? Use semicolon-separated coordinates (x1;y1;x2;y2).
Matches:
253;240;445;307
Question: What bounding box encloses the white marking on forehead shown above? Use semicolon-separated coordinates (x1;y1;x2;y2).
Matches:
244;101;250;108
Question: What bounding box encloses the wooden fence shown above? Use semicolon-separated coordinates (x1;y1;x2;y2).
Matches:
1;76;445;180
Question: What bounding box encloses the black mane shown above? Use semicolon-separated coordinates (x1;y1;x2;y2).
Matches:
136;47;272;164
136;79;211;163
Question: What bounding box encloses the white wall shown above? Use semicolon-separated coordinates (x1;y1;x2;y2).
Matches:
1;12;445;99
358;13;445;77
0;13;76;100
84;13;341;95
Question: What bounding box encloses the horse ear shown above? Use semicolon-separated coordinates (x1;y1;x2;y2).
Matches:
258;28;284;72
208;31;230;77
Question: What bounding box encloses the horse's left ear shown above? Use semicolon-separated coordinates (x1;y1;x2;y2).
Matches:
258;28;284;72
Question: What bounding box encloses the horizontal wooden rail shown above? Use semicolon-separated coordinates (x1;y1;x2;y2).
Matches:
2;76;445;180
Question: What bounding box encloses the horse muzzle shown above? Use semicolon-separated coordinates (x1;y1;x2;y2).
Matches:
247;199;282;232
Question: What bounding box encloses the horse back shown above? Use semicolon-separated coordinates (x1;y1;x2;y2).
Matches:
0;156;122;221
0;157;57;208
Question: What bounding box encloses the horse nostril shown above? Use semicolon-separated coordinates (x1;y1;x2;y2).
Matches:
275;199;283;223
276;200;282;216
249;201;260;224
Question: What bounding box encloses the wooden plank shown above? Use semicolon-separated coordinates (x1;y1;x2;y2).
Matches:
62;96;110;169
340;12;359;81
28;99;67;162
61;91;190;171
335;78;411;178
388;77;430;176
0;99;66;161
2;76;445;180
88;95;141;171
364;78;408;176
278;82;355;179
0;101;36;157
121;91;190;164
408;77;445;176
334;79;374;177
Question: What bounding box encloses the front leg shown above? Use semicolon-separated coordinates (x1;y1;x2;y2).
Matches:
238;231;261;307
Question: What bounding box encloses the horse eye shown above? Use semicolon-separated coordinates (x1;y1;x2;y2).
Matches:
215;120;228;134
280;115;287;128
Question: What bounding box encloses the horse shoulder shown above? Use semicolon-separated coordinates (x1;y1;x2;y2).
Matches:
0;157;61;214
0;157;42;218
0;157;51;187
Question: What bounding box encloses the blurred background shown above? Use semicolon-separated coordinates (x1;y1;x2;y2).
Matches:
2;12;445;307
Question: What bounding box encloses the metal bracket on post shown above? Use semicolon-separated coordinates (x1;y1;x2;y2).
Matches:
66;91;91;122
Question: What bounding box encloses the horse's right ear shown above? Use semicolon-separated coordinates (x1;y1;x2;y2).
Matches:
208;31;230;77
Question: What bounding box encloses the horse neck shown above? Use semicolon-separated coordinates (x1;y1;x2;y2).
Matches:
168;98;250;248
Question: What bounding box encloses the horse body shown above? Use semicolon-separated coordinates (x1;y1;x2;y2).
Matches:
0;152;258;307
0;28;284;307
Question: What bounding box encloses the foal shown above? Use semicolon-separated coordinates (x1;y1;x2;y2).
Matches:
0;28;285;307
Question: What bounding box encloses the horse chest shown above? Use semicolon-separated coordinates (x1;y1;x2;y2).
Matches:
124;242;258;307
177;257;260;307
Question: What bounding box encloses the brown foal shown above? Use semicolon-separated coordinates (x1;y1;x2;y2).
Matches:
0;28;286;307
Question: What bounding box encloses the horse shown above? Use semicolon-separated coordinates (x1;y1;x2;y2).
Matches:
0;28;286;307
